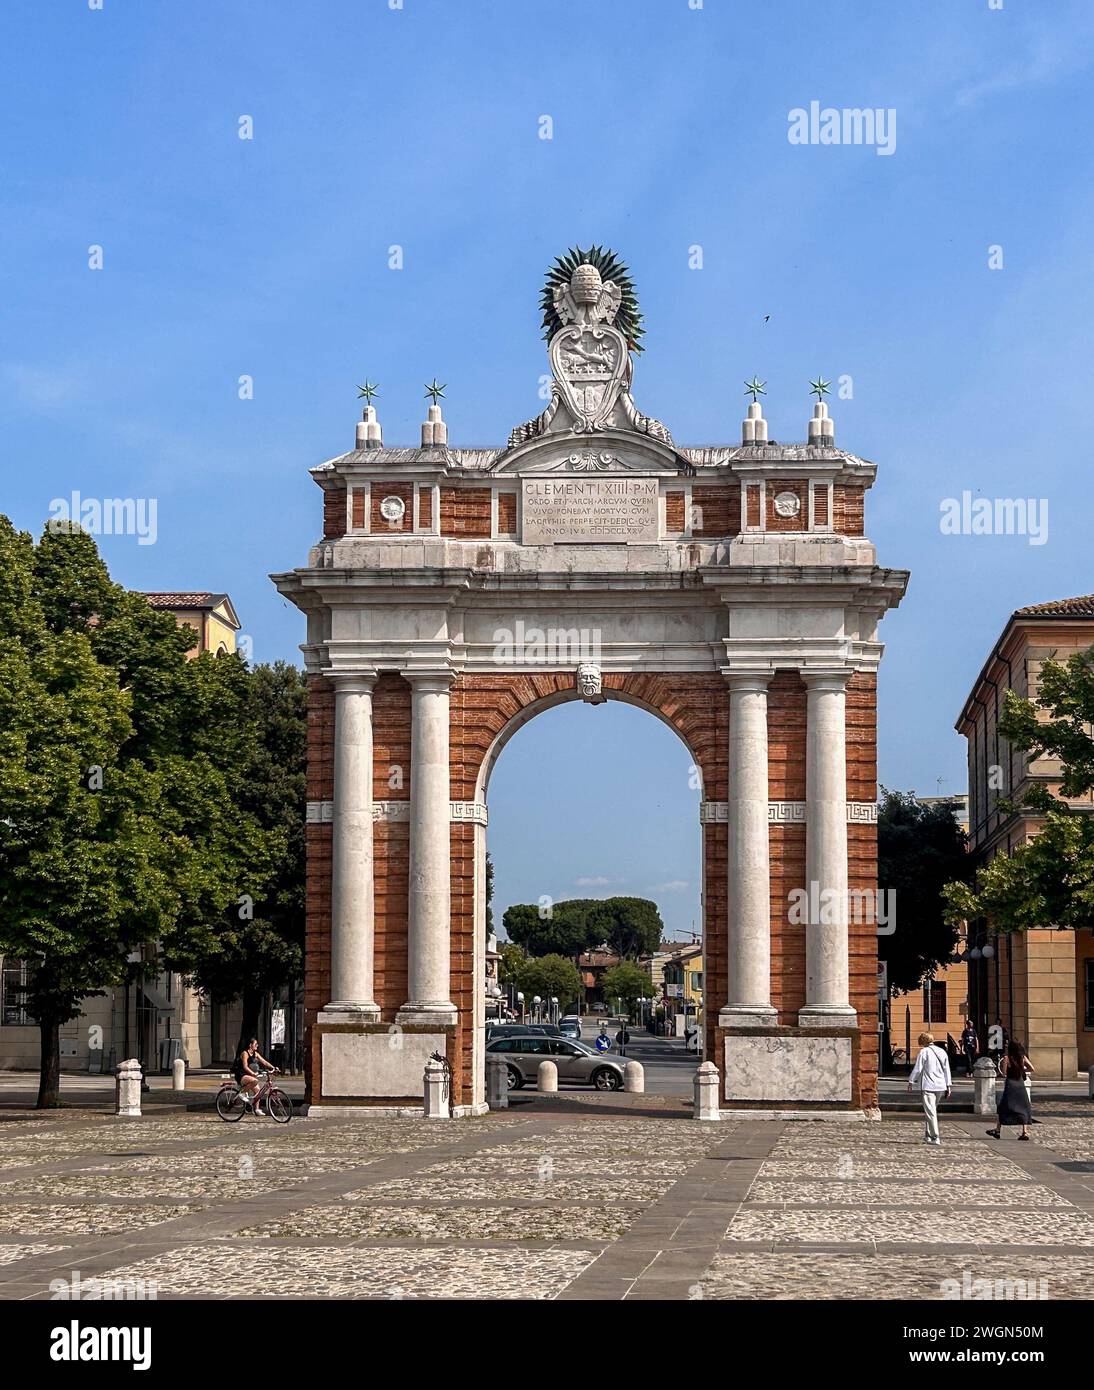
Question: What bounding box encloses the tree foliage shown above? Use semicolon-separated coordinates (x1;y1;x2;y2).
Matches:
600;961;652;1012
0;519;305;1102
878;789;971;994
502;896;664;960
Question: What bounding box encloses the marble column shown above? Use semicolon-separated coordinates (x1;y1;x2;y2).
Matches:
800;671;857;1027
323;673;380;1019
720;675;777;1027
399;672;458;1024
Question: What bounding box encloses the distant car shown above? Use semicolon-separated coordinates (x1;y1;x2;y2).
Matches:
559;1016;582;1040
487;1036;626;1091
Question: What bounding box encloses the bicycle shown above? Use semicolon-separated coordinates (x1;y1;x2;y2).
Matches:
216;1068;293;1123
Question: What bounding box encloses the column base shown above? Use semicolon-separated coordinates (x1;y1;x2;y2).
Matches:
719;1023;859;1108
318;1002;381;1024
396;1002;458;1027
797;1005;857;1029
719;1005;778;1028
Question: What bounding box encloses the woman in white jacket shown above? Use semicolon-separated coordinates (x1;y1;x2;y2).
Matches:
907;1031;952;1146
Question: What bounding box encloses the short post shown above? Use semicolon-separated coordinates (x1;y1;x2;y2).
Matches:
423;1055;450;1120
694;1060;720;1122
486;1053;509;1110
1087;1062;1094;1100
624;1060;644;1094
115;1058;142;1118
172;1058;186;1092
537;1059;558;1093
973;1055;998;1115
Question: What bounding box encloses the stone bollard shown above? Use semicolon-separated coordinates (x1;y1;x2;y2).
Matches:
486;1053;509;1110
973;1055;998;1115
172;1058;186;1092
1088;1062;1094;1100
423;1056;450;1120
624;1060;644;1093
115;1058;142;1117
537;1059;558;1093
694;1060;720;1122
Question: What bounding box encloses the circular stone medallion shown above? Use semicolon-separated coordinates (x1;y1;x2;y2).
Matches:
773;491;802;519
379;495;406;523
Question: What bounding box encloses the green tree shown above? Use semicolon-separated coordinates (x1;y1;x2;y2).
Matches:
600;961;651;1014
943;649;1094;936
0;520;167;1105
0;520;291;1105
163;661;306;1051
878;789;971;993
502;901;596;958
517;953;583;1012
501;895;664;960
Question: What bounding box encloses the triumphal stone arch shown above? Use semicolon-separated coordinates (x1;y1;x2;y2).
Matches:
272;247;907;1116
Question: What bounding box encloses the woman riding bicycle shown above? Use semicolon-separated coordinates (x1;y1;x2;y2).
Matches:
234;1037;276;1115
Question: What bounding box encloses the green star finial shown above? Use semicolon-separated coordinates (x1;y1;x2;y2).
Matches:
356;380;380;406
424;378;447;405
744;376;767;403
809;376;831;400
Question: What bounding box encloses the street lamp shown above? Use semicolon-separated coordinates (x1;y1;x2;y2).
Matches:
533;995;542;1023
516;991;525;1022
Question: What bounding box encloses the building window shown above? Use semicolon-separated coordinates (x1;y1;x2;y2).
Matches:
1;958;32;1026
922;980;947;1024
1085;960;1094;1029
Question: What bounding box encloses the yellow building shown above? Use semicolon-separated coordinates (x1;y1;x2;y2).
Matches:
957;596;1094;1078
661;943;703;1038
143;592;240;657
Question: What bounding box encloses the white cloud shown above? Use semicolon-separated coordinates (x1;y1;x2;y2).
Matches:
650;880;690;893
574;876;614;888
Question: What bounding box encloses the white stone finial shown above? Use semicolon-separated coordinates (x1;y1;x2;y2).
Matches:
808;401;835;446
356;404;382;450
421;402;448;447
742;400;768;445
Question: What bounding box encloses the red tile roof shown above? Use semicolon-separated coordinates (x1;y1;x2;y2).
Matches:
1014;595;1094;618
143;592;223;610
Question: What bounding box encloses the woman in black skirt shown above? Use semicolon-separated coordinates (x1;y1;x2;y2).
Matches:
987;1039;1033;1140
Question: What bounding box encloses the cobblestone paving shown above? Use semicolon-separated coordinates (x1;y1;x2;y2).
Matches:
0;1104;1090;1299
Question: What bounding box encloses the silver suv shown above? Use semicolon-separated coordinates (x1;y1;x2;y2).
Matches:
487;1035;626;1091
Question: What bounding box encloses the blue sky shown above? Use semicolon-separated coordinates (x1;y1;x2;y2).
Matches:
3;0;1093;938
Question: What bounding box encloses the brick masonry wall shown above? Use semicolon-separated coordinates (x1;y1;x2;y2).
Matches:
692;485;741;538
833;484;865;536
304;666;880;1108
322;488;347;539
370;481;415;533
440;486;492;538
765;480;808;532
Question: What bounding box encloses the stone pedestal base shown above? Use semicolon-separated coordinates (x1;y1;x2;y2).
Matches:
308;1020;455;1111
720;1025;859;1110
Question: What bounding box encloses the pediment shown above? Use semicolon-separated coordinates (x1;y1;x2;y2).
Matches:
493;428;687;476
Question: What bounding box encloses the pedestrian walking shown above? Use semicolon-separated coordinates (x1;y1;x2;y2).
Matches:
907;1031;952;1146
960;1019;979;1077
987;1039;1033;1140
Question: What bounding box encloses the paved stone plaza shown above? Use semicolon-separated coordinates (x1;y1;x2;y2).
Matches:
0;1097;1092;1301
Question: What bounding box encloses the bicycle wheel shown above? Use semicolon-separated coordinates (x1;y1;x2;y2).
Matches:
266;1089;293;1124
216;1085;247;1122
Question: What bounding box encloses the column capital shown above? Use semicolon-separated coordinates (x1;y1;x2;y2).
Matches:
800;667;853;692
721;669;773;693
330;670;378;695
404;668;457;693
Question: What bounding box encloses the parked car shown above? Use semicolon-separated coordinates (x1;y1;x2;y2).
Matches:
559;1016;582;1040
485;1023;561;1043
486;1035;626;1091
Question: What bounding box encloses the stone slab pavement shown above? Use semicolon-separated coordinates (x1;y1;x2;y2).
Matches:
0;1093;1091;1301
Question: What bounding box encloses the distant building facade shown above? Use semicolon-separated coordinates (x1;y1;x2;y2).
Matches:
957;596;1094;1078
